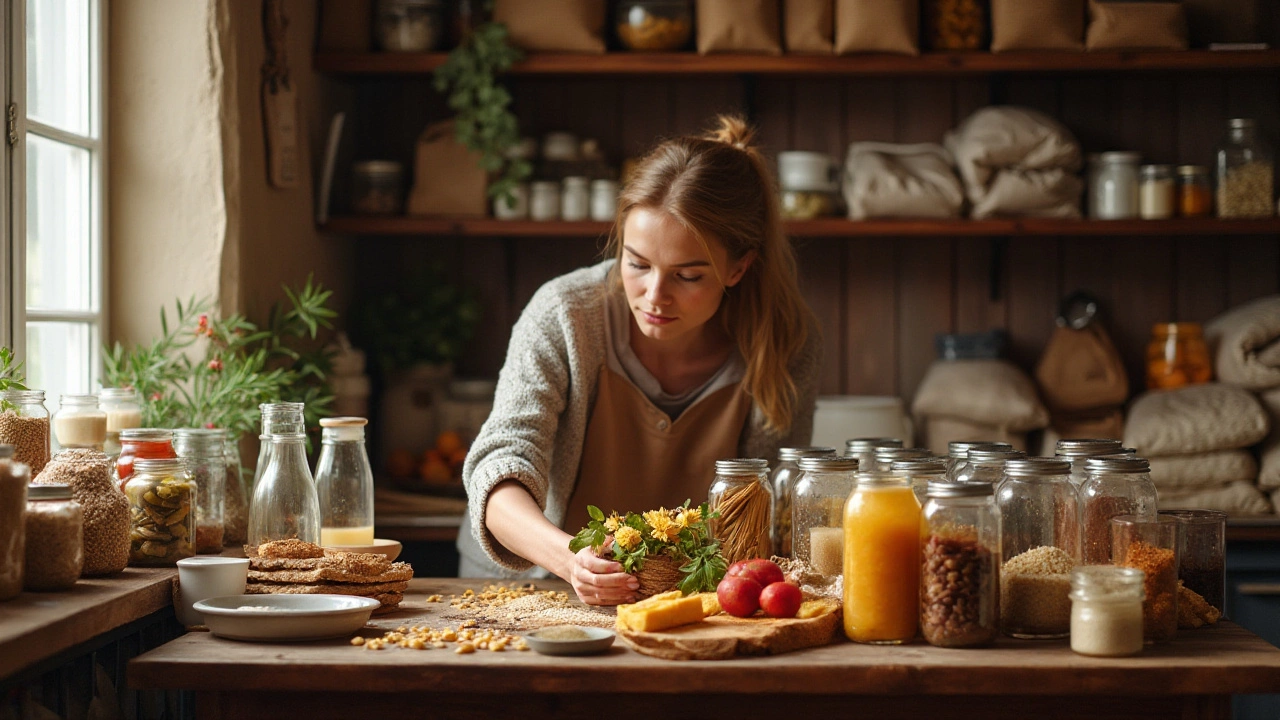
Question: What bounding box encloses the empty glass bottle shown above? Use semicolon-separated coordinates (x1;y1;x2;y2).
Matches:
248;434;321;548
253;402;306;490
315;417;376;547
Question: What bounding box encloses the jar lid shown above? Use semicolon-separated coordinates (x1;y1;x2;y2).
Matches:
778;446;836;462
1004;458;1071;477
1055;438;1123;457
320;417;368;428
872;447;931;462
1099;151;1141;164
947;440;1011;459
1084;456;1151;474
1229;118;1257;128
845;438;902;453
926;479;992;498
28;483;72;500
134;458;188;473
715;458;768;475
99;387;140;400
892;458;946;475
352;160;403;176
1177;165;1209;176
120;428;174;442
797;456;859;472
967;448;1025;464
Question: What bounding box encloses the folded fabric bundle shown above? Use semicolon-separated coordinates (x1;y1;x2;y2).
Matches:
1205;296;1280;391
944;107;1084;218
1124;383;1270;457
913;359;1048;454
1159;481;1274;517
842;142;965;219
1257;387;1280;490
1147;450;1258;490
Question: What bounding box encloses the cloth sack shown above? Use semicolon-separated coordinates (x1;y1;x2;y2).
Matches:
1159;481;1274;517
1205;295;1280;391
945;107;1084;219
697;0;782;54
842;143;964;220
1085;1;1188;51
1257;387;1280;490
990;0;1084;52
912;359;1051;435
406;120;488;217
493;0;606;53
785;0;834;53
834;0;919;55
1123;383;1270;457
919;415;1029;456
1148;451;1259;490
1036;323;1129;413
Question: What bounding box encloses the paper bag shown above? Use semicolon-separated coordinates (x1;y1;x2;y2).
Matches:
1086;0;1188;51
990;0;1084;52
835;0;919;55
698;0;783;55
785;0;835;53
493;0;606;53
1035;323;1128;413
407;120;488;217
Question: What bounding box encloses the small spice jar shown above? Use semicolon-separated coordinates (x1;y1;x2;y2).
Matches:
1216;118;1275;219
99;388;143;458
792;456;858;575
920;480;999;648
351;161;405;215
174;428;227;554
1146;322;1212;391
1093;152;1142;220
955;446;1024;486
843;472;921;644
945;440;1011;482
924;0;986;50
125;458;197;566
1139;164;1176;219
115;429;177;492
872;446;932;473
0;445;30;600
1069;565;1145;657
0;390;50;477
530;181;561;221
590;179;619;222
1111;515;1179;643
708;459;773;565
52;394;107;452
1177;165;1213;217
374;0;445;52
492;184;530;220
996;458;1079;639
561;176;590;222
1080;457;1158;565
892;457;946;504
1054;438;1124;487
844;437;902;473
1159;509;1226;617
24;483;83;591
770;446;837;558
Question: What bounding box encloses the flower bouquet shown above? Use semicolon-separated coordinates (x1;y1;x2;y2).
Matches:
569;501;727;597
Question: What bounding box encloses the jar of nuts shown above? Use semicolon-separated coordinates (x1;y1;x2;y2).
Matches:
1216;118;1275;218
125;458;197;566
921;479;1000;648
617;1;693;52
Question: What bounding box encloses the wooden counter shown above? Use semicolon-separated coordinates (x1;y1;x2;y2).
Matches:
129;578;1280;720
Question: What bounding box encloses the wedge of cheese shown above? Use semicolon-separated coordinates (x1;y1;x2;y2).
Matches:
695;592;720;617
616;591;707;633
796;598;839;619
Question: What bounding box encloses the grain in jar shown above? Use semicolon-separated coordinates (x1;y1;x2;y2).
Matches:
770;446;836;558
24;483;83;591
0;446;29;600
1216;119;1274;219
996;459;1080;638
33;448;130;576
1069;565;1145;657
920;480;1000;648
1111;515;1179;643
125;458;197;566
708;459;772;565
1080;456;1157;565
0;390;50;476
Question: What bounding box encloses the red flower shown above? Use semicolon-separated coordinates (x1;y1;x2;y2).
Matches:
204;422;217;429
150;391;162;401
197;313;209;328
208;359;223;372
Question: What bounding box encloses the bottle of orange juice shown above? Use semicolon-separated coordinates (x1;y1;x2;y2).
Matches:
843;471;922;644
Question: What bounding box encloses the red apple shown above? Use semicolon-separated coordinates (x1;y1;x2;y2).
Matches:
759;582;803;619
716;575;763;618
726;558;785;589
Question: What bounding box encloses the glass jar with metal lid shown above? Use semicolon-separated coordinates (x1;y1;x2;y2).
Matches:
708;458;772;565
843;471;921;644
921;479;1000;648
1054;438;1124;487
174;428;227;554
1216;118;1274;218
23;483;83;590
1080;456;1157;565
844;438;902;472
955;447;1024;486
1139;164;1176;219
51;394;107;452
99;388;143;458
0;389;50;477
1094;151;1141;220
792;456;858;575
996;458;1079;639
770;446;837;557
125;458;197;566
873;446;932;473
893;457;946;504
946;440;1012;481
115;429;177;492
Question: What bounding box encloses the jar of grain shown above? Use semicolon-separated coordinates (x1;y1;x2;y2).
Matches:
921;480;999;648
954;446;1024;486
1080;456;1158;565
1216;118;1274;218
0;445;30;600
52;394;107;452
174;428;227;554
99;388;143;458
1138;164;1176;219
843;471;921;644
34;448;130;577
708;459;773;565
1111;515;1179;643
892;457;946;505
844;437;902;474
125;458;197;566
0;390;50;477
24;483;83;591
792;456;858;575
872;446;932;473
1146;322;1212;391
1054;438;1124;487
769;446;836;558
1177;165;1213;217
1069;565;1145;657
945;440;1011;482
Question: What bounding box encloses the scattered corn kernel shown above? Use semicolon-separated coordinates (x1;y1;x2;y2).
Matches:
456;642;475;654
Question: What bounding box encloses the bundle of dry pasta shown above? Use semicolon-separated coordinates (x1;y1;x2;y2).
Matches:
710;479;772;564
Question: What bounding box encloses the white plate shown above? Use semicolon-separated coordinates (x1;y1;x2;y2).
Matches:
194;594;379;642
523;626;616;656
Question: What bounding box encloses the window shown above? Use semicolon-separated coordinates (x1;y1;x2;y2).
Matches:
4;0;106;406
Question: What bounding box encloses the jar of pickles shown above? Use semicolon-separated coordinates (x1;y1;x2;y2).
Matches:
174;428;226;554
99;388;143;458
792;456;858;576
996;459;1079;639
1146;322;1212;391
1080;457;1158;565
955;446;1024;486
125;458;197;566
892;457;946;504
843;471;921;644
709;459;773;565
1054;438;1124;487
115;429;176;492
844;438;902;472
921;480;999;648
945;440;1011;481
24;483;84;591
770;446;837;558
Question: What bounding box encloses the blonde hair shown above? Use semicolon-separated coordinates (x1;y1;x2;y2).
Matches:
604;115;815;435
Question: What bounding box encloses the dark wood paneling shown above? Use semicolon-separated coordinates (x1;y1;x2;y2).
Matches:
844;238;898;396
897;238;955;402
794;239;845;395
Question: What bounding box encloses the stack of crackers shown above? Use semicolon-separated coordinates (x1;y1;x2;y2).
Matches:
246;539;411;614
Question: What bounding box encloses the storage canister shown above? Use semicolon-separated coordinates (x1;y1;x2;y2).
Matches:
351;161;405;215
561;176;591;221
792;455;858;575
1054;438;1124;487
1069;565;1145;657
590;179;619;222
0;445;29;600
115;429;176;492
945;440;1011;481
24;483;83;591
844;437;902;473
1159;508;1226;617
0;390;50;477
996;458;1079;639
1216;118;1274;218
530;181;561;221
893;457;946;504
954;446;1024;486
921;479;1000;648
708;459;773;565
52;395;107;453
174;428;227;554
843;471;921;644
99;388;143;458
1111;515;1179;643
125;458;197;566
770;446;837;558
873;446;931;473
1177;165;1212;217
1080;456;1158;565
1139;164;1176;219
1093;152;1141;220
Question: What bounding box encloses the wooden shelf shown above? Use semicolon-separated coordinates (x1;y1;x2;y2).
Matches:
314;49;1280;77
321;215;1280;238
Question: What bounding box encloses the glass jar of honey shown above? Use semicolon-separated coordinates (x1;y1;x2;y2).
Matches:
842;471;921;644
1145;322;1212;391
1177;165;1212;217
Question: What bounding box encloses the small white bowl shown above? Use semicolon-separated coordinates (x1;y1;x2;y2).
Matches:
523;626;616;656
322;538;403;561
194;594;379;642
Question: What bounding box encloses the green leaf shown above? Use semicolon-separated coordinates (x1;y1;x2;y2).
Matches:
587;505;604;522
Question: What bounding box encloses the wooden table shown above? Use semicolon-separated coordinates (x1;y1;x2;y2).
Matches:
128;578;1280;720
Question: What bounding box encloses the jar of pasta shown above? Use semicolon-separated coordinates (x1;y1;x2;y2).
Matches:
792;456;858;576
125;458;197;566
708;459;772;565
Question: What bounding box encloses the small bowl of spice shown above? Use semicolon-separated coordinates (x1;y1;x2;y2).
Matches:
523;625;616;656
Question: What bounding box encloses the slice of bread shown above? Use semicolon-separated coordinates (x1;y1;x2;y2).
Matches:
247;561;412;584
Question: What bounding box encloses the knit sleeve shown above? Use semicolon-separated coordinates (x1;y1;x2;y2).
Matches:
785;322;824;448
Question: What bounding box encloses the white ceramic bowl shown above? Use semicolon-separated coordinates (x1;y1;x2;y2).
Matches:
194;594;379;642
322;538;403;561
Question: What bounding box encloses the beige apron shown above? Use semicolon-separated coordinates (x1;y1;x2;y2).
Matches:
567;365;753;519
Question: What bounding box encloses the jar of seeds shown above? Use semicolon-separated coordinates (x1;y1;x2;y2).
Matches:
125;458;196;566
24;483;83;591
1216;118;1275;218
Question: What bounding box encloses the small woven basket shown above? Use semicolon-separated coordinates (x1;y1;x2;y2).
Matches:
633;554;684;599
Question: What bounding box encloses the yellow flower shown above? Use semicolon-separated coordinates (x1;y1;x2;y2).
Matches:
604;514;622;532
646;511;679;543
642;508;669;528
680;507;702;525
614;526;641;551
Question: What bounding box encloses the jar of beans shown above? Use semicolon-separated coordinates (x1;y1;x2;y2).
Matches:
920;480;1000;648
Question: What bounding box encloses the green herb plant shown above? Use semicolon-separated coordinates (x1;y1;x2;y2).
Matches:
569;501;728;595
0;347;28;412
351;266;482;376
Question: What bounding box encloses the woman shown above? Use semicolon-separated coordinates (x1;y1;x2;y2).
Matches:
457;116;821;605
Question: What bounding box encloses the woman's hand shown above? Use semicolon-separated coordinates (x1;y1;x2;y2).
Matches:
570;540;638;606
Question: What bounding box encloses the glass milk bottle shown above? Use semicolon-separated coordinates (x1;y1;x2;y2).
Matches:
248;433;321;548
315;417;376;547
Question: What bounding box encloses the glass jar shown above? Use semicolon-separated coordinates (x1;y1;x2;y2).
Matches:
873;446;932;473
945;440;1011;481
1069;566;1145;657
996;458;1079;639
955;447;1024;486
541;132;580;164
617;0;693;51
99;388;143;458
561;176;590;222
223;435;248;546
23;483;83;590
351;161;404;215
1139;164;1176;220
845;438;902;473
125;458;196;566
1216;118;1275;218
1054;438;1124;487
921;480;999;648
493;183;530;220
115;429;176;492
248;434;321;549
0;445;30;600
843;472;921;644
0;390;50;477
780;190;838;220
1081;457;1158;565
52;394;107;452
590;179;619;222
1085;153;1102;218
375;0;445;52
709;459;772;565
253;402;306;492
925;0;986;50
1111;515;1179;643
770;446;837;558
316;417;376;547
530;181;561;221
1094;152;1141;220
174;428;227;554
892;458;946;504
1159;509;1226;617
1146;322;1212;391
1177;165;1213;217
792;456;858;575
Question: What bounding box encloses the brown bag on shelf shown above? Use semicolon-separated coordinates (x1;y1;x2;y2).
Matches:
698;0;783;55
990;0;1084;52
492;0;606;53
318;0;372;51
406;120;488;217
1086;0;1188;51
785;0;835;54
1035;323;1128;414
834;0;919;55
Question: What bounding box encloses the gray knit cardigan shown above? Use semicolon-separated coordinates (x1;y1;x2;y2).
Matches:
457;260;822;576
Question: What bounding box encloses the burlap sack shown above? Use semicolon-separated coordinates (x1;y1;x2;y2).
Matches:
834;0;919;55
493;0;606;53
1086;1;1188;51
990;0;1084;52
406;120;488;217
1204;295;1280;391
1148;451;1259;490
1123;384;1270;457
920;416;1029;455
1257;387;1280;490
842;143;964;220
697;0;783;55
1036;324;1128;413
785;0;835;53
912;360;1051;433
1159;481;1274;517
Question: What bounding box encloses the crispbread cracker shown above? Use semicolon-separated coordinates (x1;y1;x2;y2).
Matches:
245;579;410;596
371;592;404;615
248;561;412;584
247;554;391;574
249;539;325;559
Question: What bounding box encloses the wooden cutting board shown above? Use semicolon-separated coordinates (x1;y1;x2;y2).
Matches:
617;607;843;661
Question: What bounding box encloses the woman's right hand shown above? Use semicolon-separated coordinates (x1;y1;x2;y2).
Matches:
569;540;639;606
